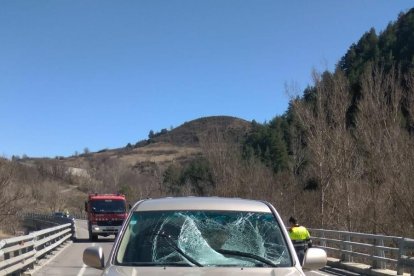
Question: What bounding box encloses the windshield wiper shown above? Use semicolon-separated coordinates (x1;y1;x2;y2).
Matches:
216;249;277;267
121;262;193;267
147;231;203;267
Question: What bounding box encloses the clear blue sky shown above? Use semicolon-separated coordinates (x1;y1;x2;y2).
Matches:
1;1;412;158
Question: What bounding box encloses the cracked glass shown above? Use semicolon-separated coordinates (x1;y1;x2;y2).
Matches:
116;210;292;267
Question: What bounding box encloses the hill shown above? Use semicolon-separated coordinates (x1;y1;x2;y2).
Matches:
1;116;252;235
147;116;251;146
63;116;251;167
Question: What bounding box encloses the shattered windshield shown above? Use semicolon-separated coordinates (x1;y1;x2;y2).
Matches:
116;210;291;267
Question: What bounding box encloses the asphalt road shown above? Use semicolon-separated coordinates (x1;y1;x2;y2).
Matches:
30;220;359;276
32;220;114;276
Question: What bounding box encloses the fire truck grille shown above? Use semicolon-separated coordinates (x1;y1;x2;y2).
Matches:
97;220;123;226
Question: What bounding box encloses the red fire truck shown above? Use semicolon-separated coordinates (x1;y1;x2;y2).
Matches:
84;193;128;241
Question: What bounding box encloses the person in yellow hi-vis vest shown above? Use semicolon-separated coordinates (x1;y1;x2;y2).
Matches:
288;216;312;265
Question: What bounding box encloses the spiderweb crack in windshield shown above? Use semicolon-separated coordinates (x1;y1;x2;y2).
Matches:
150;212;289;266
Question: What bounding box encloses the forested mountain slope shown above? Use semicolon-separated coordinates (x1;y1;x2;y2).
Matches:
243;7;414;236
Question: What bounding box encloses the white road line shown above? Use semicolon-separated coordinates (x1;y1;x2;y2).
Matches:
76;243;95;276
76;264;87;276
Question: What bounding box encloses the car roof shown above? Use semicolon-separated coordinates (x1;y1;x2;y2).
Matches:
134;197;272;213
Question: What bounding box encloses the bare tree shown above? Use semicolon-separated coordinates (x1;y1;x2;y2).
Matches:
90;158;129;193
355;65;414;234
40;180;66;212
290;70;361;229
0;160;26;228
198;128;277;201
291;65;414;235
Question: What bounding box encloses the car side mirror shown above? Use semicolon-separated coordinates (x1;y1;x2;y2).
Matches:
83;246;105;270
302;248;327;270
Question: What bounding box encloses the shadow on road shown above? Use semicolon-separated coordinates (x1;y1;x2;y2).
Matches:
73;237;115;243
320;266;361;276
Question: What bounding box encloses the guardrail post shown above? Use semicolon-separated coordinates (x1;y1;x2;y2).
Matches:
341;233;351;262
373;238;385;269
24;235;35;271
71;221;76;241
397;238;405;275
4;250;10;260
33;235;39;264
345;234;352;262
378;238;385;269
321;230;326;248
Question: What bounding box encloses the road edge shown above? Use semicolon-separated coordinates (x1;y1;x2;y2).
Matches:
22;240;73;276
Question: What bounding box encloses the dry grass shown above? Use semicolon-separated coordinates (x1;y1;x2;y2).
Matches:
0;230;13;239
7;116;250;229
120;142;202;165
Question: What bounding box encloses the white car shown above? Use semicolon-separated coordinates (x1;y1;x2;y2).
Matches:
83;197;326;275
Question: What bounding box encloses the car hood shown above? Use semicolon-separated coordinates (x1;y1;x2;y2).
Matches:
103;266;303;276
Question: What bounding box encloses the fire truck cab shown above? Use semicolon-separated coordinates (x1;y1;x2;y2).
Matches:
85;193;128;241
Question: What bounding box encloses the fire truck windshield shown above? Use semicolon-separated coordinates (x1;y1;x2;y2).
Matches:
90;199;126;214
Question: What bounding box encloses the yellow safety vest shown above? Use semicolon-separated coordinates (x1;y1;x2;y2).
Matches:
289;226;310;241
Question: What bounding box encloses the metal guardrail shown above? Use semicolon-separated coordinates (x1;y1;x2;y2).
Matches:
3;215;413;275
0;223;74;275
310;228;414;275
22;213;75;230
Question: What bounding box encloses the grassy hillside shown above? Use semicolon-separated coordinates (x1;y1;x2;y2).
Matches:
1;116;252;235
62;115;250;168
148;116;251;146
